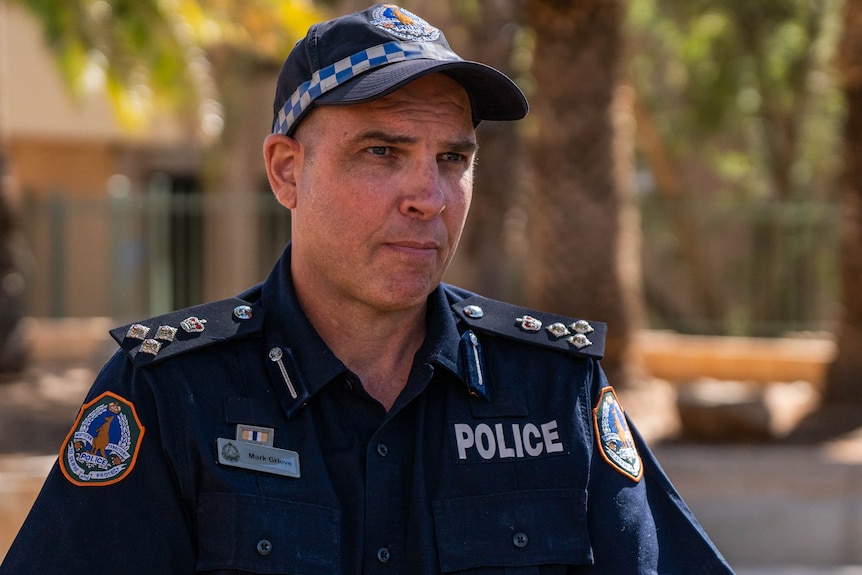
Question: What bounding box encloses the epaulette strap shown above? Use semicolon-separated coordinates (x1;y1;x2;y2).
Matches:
110;298;264;366
452;295;606;359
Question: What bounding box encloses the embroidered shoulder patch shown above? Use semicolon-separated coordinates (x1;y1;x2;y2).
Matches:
593;386;642;482
60;391;145;487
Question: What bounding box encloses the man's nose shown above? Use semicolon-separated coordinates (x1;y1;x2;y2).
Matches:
400;158;446;219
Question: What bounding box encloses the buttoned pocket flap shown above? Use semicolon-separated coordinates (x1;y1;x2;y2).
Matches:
433;489;592;572
196;492;339;574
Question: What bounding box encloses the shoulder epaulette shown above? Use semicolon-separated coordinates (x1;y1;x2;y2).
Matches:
452;295;606;359
110;298;264;366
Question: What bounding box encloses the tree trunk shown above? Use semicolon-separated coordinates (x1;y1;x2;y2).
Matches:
524;0;645;387
632;95;725;329
202;49;274;302
823;0;862;403
450;0;526;302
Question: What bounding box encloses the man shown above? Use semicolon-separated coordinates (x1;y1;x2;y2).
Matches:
1;4;734;574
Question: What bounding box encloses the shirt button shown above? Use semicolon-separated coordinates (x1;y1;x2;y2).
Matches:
376;443;389;457
377;547;391;563
257;539;272;555
513;532;528;548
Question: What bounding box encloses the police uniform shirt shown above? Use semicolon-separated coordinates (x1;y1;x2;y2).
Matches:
0;245;734;574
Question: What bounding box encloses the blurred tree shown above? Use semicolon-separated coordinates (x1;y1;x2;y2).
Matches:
440;0;530;304
524;0;645;388
4;0;323;303
6;0;320;135
628;0;844;335
823;0;862;403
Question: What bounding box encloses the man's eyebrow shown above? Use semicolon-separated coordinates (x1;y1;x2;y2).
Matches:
352;130;417;146
446;138;479;155
351;130;478;154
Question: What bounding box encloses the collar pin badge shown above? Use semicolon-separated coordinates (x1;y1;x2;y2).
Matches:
180;317;207;333
568;333;592;349
516;315;542;332
269;347;298;399
234;305;253;320
571;320;594;335
546;322;570;339
139;338;163;355
126;324;150;340
463;305;484;319
154;325;178;342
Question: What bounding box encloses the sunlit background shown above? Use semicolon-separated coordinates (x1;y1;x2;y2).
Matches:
1;1;861;572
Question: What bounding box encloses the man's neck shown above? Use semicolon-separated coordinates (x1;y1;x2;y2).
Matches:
295;283;429;412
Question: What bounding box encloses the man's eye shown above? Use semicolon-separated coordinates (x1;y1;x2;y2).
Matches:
367;146;389;156
440;152;467;162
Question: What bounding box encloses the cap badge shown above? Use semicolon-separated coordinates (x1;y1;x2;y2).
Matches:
370;4;440;41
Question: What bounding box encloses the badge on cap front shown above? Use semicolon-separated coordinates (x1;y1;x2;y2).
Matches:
370;4;440;41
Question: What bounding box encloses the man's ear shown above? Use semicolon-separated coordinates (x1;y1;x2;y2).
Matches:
263;134;302;209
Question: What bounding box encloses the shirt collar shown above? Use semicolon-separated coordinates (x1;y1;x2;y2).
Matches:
258;244;466;411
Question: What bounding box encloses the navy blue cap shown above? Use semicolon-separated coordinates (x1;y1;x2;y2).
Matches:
272;3;528;136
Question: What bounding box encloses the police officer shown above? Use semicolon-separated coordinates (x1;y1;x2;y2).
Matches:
1;4;734;574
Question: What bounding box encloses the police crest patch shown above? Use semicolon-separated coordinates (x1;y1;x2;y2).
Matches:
370;4;440;41
593;387;642;482
60;391;145;487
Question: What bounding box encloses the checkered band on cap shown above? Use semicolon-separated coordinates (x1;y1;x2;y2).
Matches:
273;40;462;135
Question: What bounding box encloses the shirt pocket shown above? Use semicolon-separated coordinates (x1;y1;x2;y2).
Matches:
432;488;592;574
195;492;340;574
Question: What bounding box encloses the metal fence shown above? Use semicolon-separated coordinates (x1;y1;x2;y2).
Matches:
21;188;292;320
19;189;841;336
639;196;840;337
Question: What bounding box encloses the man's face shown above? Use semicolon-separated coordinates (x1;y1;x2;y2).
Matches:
275;73;477;314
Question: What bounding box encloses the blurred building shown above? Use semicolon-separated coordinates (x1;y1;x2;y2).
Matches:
0;2;284;319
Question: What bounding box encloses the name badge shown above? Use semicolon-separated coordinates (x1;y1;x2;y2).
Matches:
216;437;300;478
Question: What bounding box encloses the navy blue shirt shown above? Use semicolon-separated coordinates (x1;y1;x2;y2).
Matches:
1;246;733;574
